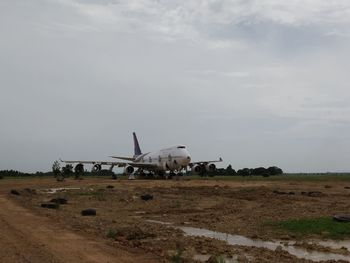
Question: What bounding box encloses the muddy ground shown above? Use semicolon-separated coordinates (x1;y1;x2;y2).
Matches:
1;177;350;262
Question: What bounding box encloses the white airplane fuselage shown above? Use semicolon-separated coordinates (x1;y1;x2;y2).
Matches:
61;132;222;176
133;145;191;172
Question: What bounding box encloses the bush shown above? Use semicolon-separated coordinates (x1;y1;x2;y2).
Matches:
252;167;268;176
106;228;116;239
170;249;183;263
237;168;251;176
267;166;283;175
62;164;73;177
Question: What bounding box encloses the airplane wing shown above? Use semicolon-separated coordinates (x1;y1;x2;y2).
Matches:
60;159;158;169
189;157;223;167
60;159;127;167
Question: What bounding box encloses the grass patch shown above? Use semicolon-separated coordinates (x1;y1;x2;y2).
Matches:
76;190;107;201
215;255;226;263
271;217;350;239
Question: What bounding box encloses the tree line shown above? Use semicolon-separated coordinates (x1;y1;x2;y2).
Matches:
201;165;284;177
0;170;52;178
0;164;283;178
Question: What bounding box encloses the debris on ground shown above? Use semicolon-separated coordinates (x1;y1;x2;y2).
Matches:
301;191;323;197
50;198;68;204
41;202;60;209
81;208;96;216
333;215;350;223
273;190;295;195
23;188;36;194
140;194;153;201
10;189;20;196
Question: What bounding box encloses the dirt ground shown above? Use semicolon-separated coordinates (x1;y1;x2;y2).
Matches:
1;177;350;262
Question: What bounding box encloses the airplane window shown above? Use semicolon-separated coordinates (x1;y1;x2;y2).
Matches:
177;146;185;149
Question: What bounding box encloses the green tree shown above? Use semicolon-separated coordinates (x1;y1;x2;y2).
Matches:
267;166;283;175
52;160;61;178
74;163;84;179
226;164;236;176
62;164;73;177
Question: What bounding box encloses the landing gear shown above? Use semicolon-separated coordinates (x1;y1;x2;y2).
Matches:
168;172;176;180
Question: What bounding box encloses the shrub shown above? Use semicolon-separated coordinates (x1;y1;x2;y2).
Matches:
106;229;116;239
170;249;183;263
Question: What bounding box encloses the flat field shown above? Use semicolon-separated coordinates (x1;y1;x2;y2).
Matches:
1;175;350;262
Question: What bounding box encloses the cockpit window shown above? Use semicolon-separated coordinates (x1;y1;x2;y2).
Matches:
177;146;186;149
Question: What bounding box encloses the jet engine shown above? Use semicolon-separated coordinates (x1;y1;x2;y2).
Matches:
191;165;203;174
124;165;134;175
205;163;216;172
92;163;102;172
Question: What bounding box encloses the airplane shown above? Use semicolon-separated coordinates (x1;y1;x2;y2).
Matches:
61;132;222;178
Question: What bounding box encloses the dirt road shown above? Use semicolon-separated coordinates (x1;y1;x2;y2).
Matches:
0;194;159;263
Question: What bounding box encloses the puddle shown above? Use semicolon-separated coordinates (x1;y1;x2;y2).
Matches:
179;226;350;262
134;211;146;214
146;220;350;262
41;187;80;194
318;240;350;251
194;254;238;263
145;220;173;225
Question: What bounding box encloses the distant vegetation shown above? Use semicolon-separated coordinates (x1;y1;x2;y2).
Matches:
0;169;115;178
192;165;284;177
2;163;350;180
0;170;53;177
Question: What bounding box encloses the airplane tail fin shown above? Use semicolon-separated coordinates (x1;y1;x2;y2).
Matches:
133;132;142;157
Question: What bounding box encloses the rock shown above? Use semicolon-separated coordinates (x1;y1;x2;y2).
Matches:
41;202;59;209
273;190;291;195
50;198;68;204
10;189;20;196
301;191;323;197
141;194;153;201
275;245;283;252
309;191;322;197
81;208;96;216
333;215;350;223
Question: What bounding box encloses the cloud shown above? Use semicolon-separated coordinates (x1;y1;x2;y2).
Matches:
1;0;350;172
53;1;350;36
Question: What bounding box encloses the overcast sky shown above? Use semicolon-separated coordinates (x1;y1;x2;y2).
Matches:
1;0;350;173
